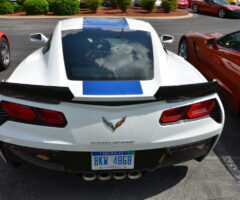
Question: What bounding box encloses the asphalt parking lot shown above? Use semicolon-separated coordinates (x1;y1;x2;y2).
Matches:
0;12;240;200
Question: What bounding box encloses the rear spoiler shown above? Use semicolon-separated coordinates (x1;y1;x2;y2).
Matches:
0;81;218;105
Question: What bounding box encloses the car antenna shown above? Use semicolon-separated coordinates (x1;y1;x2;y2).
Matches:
118;19;127;40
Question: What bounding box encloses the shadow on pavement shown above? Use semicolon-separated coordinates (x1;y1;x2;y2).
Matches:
0;165;188;200
213;95;240;182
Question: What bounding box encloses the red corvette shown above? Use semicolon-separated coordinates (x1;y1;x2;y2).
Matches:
178;31;240;114
191;0;240;18
178;0;189;8
0;32;10;70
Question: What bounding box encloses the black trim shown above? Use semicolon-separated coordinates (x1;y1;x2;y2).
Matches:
154;81;218;101
0;81;218;105
1;136;216;173
0;82;74;104
193;41;200;62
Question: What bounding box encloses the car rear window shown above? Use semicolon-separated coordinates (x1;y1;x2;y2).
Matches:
62;29;154;80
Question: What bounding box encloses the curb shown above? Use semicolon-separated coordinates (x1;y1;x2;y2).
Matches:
0;13;193;20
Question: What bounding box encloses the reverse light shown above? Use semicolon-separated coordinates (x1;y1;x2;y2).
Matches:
2;101;35;121
36;108;66;125
160;99;216;124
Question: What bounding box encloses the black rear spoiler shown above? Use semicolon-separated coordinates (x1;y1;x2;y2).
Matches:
0;81;218;105
0;82;74;104
154;81;218;101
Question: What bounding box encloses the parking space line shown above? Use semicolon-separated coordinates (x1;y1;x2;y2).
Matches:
214;142;240;184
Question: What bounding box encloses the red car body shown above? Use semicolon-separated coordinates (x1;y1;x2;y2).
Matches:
191;0;240;17
178;0;189;8
0;32;10;48
179;31;240;114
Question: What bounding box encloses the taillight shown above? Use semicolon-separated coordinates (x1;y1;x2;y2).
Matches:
160;99;216;124
2;101;35;121
1;101;67;127
187;100;216;119
160;106;188;123
36;108;66;125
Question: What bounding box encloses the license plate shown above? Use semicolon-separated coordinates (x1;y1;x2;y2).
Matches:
91;151;134;170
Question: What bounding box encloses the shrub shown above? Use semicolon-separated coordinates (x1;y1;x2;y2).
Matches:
116;0;131;12
24;0;49;15
0;0;14;14
17;0;25;5
162;0;172;13
140;0;155;13
85;0;102;13
110;0;118;9
46;0;55;12
14;4;24;12
53;0;80;15
171;0;177;11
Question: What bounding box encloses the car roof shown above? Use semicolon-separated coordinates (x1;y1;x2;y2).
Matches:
60;17;153;32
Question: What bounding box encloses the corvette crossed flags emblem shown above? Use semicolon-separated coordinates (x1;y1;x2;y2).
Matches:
102;117;127;132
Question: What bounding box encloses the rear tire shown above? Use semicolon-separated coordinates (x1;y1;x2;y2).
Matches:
192;4;199;13
178;38;189;61
0;37;10;70
218;8;226;18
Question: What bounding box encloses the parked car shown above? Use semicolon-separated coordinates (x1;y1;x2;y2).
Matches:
225;0;237;5
191;0;240;18
134;0;162;7
0;32;10;70
0;18;224;181
179;30;240;114
178;0;189;8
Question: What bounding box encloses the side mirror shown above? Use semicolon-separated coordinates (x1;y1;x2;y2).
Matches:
30;33;48;44
207;38;218;49
160;35;174;44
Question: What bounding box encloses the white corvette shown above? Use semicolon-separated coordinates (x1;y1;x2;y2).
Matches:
0;18;224;180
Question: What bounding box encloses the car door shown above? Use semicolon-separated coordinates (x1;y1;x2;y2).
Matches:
195;32;240;110
201;0;213;12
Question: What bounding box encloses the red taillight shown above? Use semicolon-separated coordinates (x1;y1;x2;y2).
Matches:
160;99;216;124
187;99;216;119
1;101;67;126
36;108;66;125
160;106;188;123
1;101;35;121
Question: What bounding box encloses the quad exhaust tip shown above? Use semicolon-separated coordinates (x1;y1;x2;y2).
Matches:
82;171;142;181
98;173;112;181
128;171;142;179
82;173;97;181
113;173;127;180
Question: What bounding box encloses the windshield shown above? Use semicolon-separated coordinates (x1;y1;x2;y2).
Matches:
62;29;154;80
217;31;240;52
213;0;229;5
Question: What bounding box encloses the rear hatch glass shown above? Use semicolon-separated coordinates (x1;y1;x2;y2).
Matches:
62;29;154;81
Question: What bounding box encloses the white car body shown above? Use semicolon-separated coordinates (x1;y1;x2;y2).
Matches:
134;0;162;7
0;18;224;177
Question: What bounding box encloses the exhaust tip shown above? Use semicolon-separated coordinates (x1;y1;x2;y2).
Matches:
82;173;97;181
128;171;142;179
98;173;112;181
113;173;127;180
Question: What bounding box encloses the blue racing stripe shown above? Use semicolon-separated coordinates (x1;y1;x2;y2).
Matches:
83;18;129;30
83;81;143;95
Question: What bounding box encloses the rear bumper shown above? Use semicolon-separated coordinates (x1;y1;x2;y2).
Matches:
0;136;218;173
178;3;189;8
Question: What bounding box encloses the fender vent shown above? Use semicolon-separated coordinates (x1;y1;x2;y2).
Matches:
0;105;8;126
210;101;222;123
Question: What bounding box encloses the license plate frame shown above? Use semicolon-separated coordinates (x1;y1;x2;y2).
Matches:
91;151;134;170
